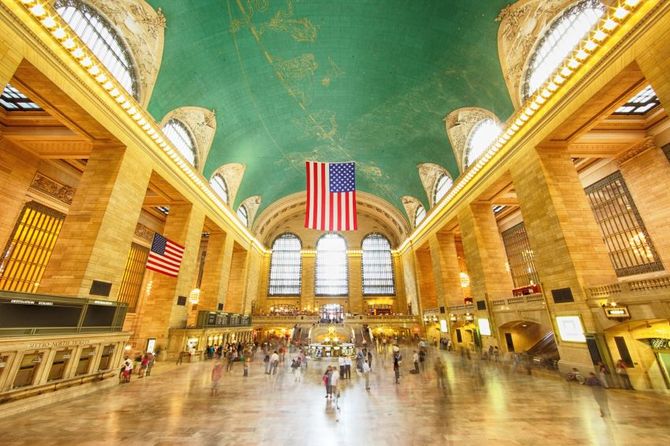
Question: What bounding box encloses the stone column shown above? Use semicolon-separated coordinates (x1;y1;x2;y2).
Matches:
428;235;447;314
434;232;465;308
39;144;152;298
617;138;670;269
225;243;248;313
302;253;316;313
636;15;670;114
348;253;363;314
510;146;617;370
135;203;206;350
198;231;228;311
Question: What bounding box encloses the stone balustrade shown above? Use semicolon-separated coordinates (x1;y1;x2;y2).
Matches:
586;275;670;302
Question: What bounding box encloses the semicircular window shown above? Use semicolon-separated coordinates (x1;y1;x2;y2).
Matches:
316;233;348;296
465;119;501;168
362;233;395;295
414;205;426;227
210;174;229;204
237;205;249;227
55;0;139;99
268;233;302;296
162;119;197;167
433;174;453;205
523;0;605;100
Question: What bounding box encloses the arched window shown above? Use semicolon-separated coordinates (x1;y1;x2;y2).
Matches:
210;173;229;204
523;0;605;100
55;0;139;99
237;205;249;227
162;119;197;167
465;119;501;168
414;205;426;227
316;233;348;295
268;233;302;296
362;234;395;295
433;174;453;205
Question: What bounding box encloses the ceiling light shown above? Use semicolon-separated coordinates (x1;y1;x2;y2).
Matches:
624;0;641;7
602;18;619;31
41;16;56;29
88;65;100;76
29;3;46;17
62;38;75;49
613;7;630;20
584;40;598;52
71;48;84;59
592;29;608;42
80;57;92;68
52;27;66;39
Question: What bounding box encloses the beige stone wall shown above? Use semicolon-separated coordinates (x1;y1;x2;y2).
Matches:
225;242;248;313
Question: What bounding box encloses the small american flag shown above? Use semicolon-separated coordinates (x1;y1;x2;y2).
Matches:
146;233;185;278
305;161;358;231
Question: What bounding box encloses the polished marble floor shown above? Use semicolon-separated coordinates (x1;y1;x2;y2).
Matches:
1;346;669;446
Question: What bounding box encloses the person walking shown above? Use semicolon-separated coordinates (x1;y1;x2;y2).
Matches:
616;359;633;389
362;359;371;390
291;356;302;382
243;357;250;377
434;356;446;391
597;361;610;388
323;366;333;398
338;356;346;379
329;364;340;399
211;362;223;396
344;356;352;379
121;357;133;383
412;350;420;374
264;352;271;374
145;353;155;377
585;372;611;418
270;350;280;375
393;350;402;384
367;350;373;370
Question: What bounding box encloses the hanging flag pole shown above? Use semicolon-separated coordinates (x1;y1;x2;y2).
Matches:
305;161;358;231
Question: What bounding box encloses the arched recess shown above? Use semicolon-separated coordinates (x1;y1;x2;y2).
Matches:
51;0;165;107
254;191;409;248
209;163;245;207
445;107;500;173
238;195;261;228
417;163;452;208
496;0;611;109
401;196;425;229
160;107;217;173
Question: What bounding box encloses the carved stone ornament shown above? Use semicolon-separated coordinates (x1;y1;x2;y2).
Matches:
445;107;499;173
30;173;76;205
49;0;166;107
240;195;262;229
417;163;451;208
210;163;246;207
401;196;423;228
134;222;154;243
616;137;657;166
161;107;217;173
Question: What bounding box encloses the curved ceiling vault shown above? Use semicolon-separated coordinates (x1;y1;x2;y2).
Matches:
146;0;514;215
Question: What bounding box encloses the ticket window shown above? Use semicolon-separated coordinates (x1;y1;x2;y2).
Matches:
47;349;73;382
97;345;115;372
13;352;44;388
75;347;97;376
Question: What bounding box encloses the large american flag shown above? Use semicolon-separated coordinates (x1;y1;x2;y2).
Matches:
146;233;185;278
305;161;358;231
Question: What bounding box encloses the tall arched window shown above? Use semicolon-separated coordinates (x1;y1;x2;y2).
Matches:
268;233;302;296
55;0;139;99
362;234;395;295
237;205;249;227
210;173;229;204
523;0;605;100
433;174;453;205
316;233;348;296
162;119;197;167
414;205;426;227
465;119;501;168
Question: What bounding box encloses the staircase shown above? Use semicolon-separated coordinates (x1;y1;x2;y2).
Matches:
526;332;559;368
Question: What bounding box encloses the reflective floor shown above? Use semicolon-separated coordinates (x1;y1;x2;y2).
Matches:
1;346;669;446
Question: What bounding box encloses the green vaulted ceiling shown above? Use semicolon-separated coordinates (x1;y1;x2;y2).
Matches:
146;0;514;215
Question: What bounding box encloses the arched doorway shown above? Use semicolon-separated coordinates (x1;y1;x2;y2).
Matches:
320;304;344;323
498;320;558;366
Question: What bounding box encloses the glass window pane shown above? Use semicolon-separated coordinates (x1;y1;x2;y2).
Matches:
316;233;348;296
465;119;501;167
237;206;248;227
269;233;302;296
414;206;426;227
210;174;229;204
433;174;453;205
162;119;197;167
362;234;395;295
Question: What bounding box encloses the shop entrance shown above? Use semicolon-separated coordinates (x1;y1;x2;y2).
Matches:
320;304;344;323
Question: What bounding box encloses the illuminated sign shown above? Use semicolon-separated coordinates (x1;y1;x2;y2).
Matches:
146;338;156;354
440;320;448;333
603;305;630;319
556;316;586;343
478;318;491;336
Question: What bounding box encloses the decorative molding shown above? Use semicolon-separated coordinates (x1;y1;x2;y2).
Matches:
160;107;217;173
239;195;261;228
401;196;422;229
616;136;657;165
29;172;75;205
210;163;245;207
444;107;499;173
134;222;154;244
57;0;166;108
417;163;450;208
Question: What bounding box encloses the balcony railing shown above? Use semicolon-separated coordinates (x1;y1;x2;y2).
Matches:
586;275;670;300
490;293;546;308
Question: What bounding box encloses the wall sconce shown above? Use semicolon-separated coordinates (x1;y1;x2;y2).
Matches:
459;272;470;288
189;288;201;305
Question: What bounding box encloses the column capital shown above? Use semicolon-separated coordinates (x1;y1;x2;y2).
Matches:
616;136;656;166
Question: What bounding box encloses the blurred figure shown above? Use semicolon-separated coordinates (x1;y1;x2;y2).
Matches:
585;372;611;418
434;356;446;391
211;362;223;396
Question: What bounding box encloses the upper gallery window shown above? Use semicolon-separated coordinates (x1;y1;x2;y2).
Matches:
0;84;42;111
362;234;395;295
210;174;229;204
414;205;426;227
433;174;453;205
237;205;249;227
523;0;605;100
268;233;302;296
465;119;501;167
55;0;139;99
614;85;661;115
315;233;348;296
162;119;197;167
